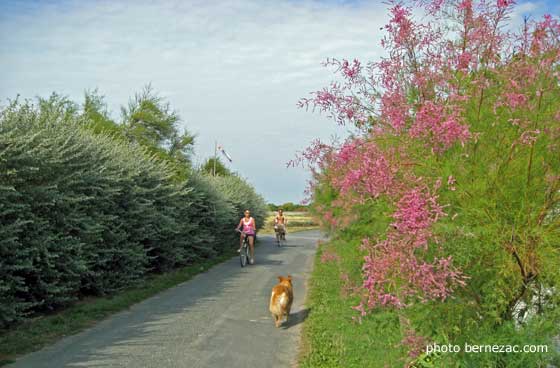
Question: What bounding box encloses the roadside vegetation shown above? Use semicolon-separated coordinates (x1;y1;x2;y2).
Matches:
267;202;309;212
300;224;404;368
0;253;232;366
0;87;266;363
299;1;560;367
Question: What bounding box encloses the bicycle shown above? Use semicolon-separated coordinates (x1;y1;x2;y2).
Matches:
274;225;286;247
236;229;251;267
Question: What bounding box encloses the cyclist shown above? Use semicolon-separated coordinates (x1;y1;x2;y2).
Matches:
236;209;256;264
274;208;287;240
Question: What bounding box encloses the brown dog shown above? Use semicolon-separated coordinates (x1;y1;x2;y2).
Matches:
269;275;293;327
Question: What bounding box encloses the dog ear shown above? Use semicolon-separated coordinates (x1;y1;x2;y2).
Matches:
287;275;292;281
278;276;284;282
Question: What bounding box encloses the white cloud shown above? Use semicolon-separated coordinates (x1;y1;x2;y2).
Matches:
1;0;390;203
508;1;548;29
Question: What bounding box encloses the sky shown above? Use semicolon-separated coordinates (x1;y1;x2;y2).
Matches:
0;0;557;204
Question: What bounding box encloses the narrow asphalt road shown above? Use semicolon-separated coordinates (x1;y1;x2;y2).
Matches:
8;230;322;368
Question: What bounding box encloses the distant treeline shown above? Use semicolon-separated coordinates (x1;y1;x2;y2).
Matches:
0;87;267;328
267;202;308;212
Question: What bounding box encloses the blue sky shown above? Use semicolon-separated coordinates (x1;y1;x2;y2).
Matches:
0;0;557;203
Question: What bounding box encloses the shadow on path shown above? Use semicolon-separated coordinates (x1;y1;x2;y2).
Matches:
283;308;311;329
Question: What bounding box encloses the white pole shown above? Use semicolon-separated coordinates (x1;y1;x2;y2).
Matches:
213;141;217;176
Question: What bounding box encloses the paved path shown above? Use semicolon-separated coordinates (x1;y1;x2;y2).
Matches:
8;230;322;368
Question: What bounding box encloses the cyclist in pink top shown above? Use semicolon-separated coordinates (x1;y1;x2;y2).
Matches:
236;209;257;264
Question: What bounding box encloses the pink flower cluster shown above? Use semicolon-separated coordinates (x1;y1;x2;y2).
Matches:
289;138;332;171
496;0;515;8
519;129;541;145
409;101;471;153
341;59;361;82
329;140;398;202
298;58;370;126
359;186;466;309
385;4;414;48
381;91;408;131
392;187;445;248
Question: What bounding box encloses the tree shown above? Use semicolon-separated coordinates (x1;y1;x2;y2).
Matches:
120;84;195;167
121;84;178;146
168;129;196;167
82;89;123;136
201;157;232;176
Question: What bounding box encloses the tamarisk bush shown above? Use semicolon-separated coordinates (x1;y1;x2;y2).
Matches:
301;0;560;365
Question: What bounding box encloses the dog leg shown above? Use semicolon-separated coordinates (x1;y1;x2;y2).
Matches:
273;314;281;328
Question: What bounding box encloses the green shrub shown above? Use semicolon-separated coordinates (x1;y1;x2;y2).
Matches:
0;98;264;328
207;174;267;232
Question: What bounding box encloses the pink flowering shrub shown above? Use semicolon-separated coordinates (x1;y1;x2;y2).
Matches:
300;0;560;365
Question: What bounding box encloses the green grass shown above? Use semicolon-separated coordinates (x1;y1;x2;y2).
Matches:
299;237;406;368
0;251;236;366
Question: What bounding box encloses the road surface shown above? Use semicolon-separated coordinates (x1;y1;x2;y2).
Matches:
8;230;321;368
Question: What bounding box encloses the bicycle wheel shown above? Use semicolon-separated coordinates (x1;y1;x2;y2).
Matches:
245;243;252;265
240;243;248;267
276;231;281;247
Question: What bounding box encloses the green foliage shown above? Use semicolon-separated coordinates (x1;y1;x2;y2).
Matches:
82;89;122;136
201;157;232;176
267;202;308;212
121;84;179;146
300;235;404;368
0;96;264;328
119;84;195;168
206;174;267;229
168;129;196;167
402;70;560;365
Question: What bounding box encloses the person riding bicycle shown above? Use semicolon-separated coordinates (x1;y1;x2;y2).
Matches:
274;209;287;240
236;209;256;264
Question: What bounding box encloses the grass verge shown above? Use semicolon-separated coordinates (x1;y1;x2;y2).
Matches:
298;236;406;368
0;251;236;366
